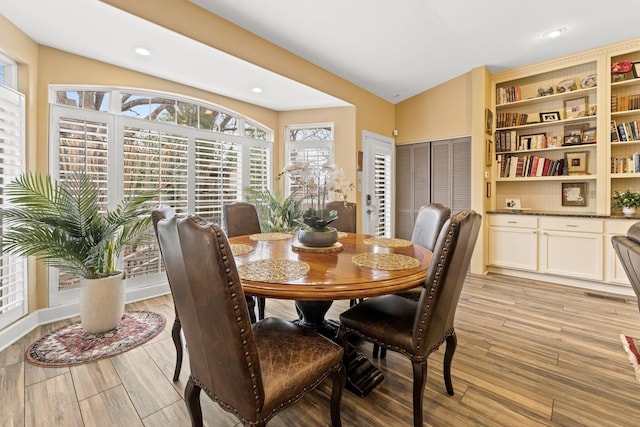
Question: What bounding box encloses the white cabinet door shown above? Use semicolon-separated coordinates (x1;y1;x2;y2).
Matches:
605;220;633;286
488;226;538;271
539;230;603;280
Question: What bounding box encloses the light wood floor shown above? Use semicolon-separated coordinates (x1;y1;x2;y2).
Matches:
3;273;640;426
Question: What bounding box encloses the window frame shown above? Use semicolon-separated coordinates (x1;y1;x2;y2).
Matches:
48;87;273;306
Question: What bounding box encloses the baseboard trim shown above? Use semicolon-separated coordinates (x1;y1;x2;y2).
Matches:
0;282;171;353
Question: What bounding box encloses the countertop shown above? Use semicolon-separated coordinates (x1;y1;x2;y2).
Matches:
487;210;640;220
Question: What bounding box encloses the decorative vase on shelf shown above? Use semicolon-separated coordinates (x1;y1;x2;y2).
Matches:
297;227;339;247
612;73;628;83
623;207;636;217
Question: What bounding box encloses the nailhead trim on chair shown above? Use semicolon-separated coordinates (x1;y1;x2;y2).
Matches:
189;217;342;425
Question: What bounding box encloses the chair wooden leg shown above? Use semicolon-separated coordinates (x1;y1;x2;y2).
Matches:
246;296;257;323
257;297;266;320
330;365;346;427
171;312;183;381
372;344;387;358
185;377;203;427
443;331;457;396
411;361;427;427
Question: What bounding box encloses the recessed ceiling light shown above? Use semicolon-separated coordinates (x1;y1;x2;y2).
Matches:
542;27;567;39
134;47;152;56
251;87;263;94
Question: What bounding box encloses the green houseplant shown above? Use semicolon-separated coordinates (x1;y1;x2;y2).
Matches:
244;187;304;232
612;189;640;216
1;172;155;333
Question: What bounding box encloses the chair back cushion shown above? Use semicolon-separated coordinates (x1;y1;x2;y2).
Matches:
411;204;451;252
413;210;482;352
325;201;357;233
156;215;264;415
612;221;640;302
224;202;261;237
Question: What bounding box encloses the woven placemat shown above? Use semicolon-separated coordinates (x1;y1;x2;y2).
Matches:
230;244;254;256
352;253;420;271
363;237;412;248
249;232;293;241
238;259;310;282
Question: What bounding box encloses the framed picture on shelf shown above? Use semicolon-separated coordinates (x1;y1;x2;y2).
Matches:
539;111;560;122
633;62;640;78
580;127;597;143
518;133;546;150
562;182;588;207
563;123;586;145
485;139;492;166
566;151;588;175
564;97;588;119
485;108;493;135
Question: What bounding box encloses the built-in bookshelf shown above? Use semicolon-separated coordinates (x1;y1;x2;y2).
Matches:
490;39;640;215
492;59;599;213
610;50;640;210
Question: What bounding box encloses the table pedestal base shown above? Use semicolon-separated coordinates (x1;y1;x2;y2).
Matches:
294;301;384;397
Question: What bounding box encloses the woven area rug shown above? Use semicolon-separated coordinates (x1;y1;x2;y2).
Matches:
25;311;165;367
620;334;640;382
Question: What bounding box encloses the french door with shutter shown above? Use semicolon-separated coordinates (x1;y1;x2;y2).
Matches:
362;131;394;237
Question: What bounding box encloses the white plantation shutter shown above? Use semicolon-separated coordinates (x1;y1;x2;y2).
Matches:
194;137;242;222
0;86;26;329
248;145;271;191
56;114;111;291
374;152;392;237
122;125;189;279
49;90;273;304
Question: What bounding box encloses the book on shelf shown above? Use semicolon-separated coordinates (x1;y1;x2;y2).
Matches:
614;95;640;112
496;86;521;105
496;154;565;178
497;112;528;128
611;120;620;142
611;154;640;173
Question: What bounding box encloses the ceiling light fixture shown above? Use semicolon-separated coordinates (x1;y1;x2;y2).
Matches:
134;47;152;56
542;27;567;39
251;87;263;94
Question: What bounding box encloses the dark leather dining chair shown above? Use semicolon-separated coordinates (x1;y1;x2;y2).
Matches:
339;210;482;427
373;203;451;358
325;201;357;234
223;201;265;320
151;205;186;381
612;221;640;312
156;214;346;427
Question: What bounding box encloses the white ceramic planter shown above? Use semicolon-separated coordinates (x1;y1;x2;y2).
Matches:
623;207;637;217
79;273;125;334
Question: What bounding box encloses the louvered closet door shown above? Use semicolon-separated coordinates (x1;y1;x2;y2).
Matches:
395;143;430;240
431;137;471;215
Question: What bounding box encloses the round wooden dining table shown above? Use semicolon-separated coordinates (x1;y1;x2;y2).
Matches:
228;231;432;330
228;231;432;397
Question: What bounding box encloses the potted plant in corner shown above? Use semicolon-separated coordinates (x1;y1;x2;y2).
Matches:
0;172;154;333
612;189;640;217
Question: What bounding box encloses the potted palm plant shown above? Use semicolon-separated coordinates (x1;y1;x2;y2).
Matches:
1;172;154;333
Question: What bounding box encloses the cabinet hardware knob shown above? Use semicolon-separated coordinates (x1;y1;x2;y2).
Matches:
565;224;578;227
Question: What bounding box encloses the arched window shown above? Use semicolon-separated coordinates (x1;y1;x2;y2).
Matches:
49;87;273;304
